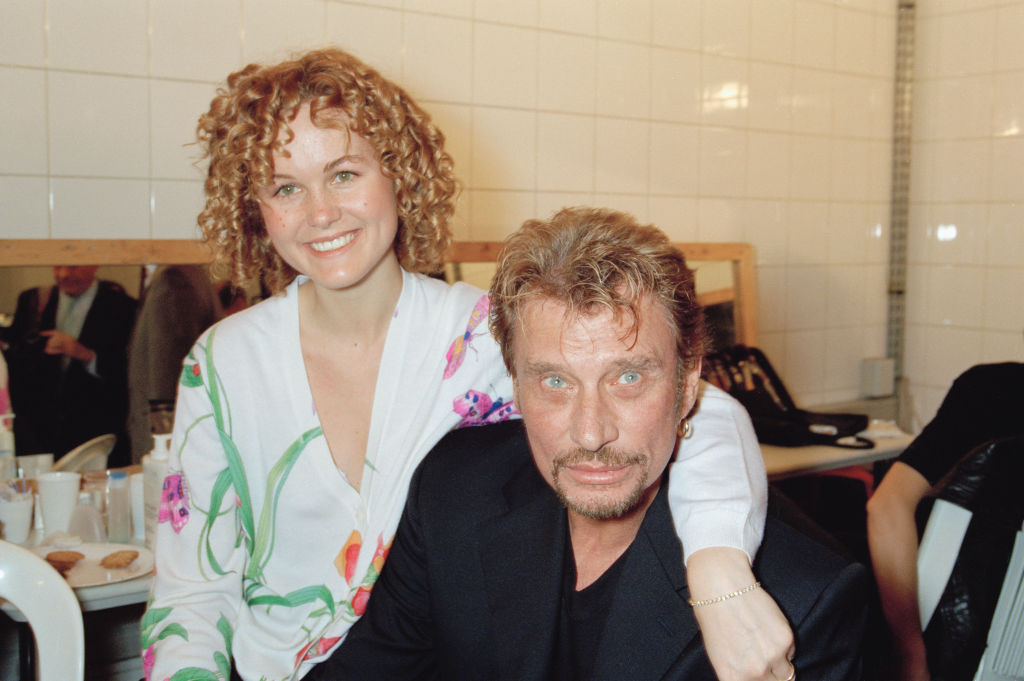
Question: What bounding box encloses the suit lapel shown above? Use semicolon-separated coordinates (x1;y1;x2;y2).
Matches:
477;458;567;681
590;487;704;681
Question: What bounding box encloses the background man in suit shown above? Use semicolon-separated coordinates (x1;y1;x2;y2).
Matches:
5;265;136;466
310;207;867;681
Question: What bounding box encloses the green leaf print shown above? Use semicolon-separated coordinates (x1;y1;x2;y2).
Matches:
217;615;233;660
141;606;187;649
247;584;336;617
156;623;188;642
169;668;221;681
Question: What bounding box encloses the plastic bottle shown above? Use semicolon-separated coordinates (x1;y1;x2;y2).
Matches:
142;433;171;550
106;471;131;543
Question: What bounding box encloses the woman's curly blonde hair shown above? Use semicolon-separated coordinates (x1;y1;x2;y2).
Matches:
197;47;456;294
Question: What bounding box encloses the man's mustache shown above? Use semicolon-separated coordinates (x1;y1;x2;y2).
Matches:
551;448;646;476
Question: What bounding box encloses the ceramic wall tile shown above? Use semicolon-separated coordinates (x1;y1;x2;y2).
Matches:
700;55;750;128
48;72;149;178
50;178;150;239
0;67;47;175
785;265;828;330
325;4;403;79
747;63;793;133
746;131;790;199
829;139;869;201
649;123;699;196
650;48;701;123
473;24;537;109
990;138;1024;202
740;199;788;267
696;198;744;243
0;0;45;66
475;0;538;26
930;139;990;203
594;118;649;194
982;268;1024;332
403;14;472;103
151;181;205;240
792;0;835;70
596;40;650;118
150;0;242;81
539;0;596;35
0;176;49;238
150;80;218;181
405;0;472;19
789;136;831;201
703;0;750;58
935;10;994;78
467;189;536;240
787;201;829;264
834;7;873;75
699;127;747;197
651;0;699;49
471;107;536;190
995;4;1024;71
750;0;793;65
992;72;1024;139
538;32;596;113
48;0;148;75
924;264;984;328
932;76;994;140
596;0;650;42
536;113;594;193
648;196;698;241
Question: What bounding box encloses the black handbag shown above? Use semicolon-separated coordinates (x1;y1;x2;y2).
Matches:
703;345;874;449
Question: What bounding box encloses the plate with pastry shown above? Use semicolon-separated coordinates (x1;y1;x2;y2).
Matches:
31;542;154;588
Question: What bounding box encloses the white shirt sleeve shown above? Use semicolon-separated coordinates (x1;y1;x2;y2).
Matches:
666;381;767;563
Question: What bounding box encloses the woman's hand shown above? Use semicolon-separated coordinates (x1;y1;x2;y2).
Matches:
687;547;795;681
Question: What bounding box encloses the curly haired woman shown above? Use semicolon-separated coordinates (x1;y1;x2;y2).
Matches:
144;48;791;681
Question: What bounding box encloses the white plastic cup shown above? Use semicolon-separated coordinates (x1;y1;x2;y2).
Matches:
37;471;81;535
0;493;34;543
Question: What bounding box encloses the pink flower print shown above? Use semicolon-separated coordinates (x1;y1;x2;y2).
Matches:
453;390;517;428
295;635;342;668
444;295;489;379
157;474;190;533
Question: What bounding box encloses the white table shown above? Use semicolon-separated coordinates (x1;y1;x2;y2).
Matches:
762;431;914;481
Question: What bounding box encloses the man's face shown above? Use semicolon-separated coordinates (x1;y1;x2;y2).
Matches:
512;294;700;520
53;266;99;297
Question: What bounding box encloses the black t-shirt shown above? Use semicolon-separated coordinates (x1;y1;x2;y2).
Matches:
553;528;631;681
899;363;1024;485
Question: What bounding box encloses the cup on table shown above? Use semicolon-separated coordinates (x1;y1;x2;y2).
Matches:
17;452;54;480
37;471;81;535
0;492;34;543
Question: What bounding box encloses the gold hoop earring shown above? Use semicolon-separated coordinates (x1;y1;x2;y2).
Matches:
678;419;692;439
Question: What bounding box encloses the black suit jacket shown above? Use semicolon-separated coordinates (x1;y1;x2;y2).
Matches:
311;420;868;681
6;281;136;465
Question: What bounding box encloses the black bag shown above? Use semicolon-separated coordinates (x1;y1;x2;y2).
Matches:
703;345;874;449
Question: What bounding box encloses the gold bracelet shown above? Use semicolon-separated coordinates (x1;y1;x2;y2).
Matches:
687;581;761;608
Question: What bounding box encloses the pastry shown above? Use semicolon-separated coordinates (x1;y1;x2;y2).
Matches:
100;549;139;569
45;550;85;575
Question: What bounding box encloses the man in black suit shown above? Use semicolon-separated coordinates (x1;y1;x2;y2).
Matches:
311;207;867;681
5;265;136;466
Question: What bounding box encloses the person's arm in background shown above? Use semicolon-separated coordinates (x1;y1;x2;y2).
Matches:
667;382;795;681
866;461;933;681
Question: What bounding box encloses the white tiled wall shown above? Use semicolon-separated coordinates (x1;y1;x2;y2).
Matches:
2;0;900;405
906;0;1024;429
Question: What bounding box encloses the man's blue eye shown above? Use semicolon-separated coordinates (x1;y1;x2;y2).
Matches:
619;371;640;385
543;376;565;389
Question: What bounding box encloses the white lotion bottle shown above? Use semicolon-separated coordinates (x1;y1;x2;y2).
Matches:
142;433;171;550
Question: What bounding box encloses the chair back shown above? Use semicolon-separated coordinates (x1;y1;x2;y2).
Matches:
53;433;116;473
0;539;85;681
916;435;1024;681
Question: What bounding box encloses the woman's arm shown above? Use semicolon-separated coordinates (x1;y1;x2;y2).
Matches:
667;382;794;681
866;461;933;681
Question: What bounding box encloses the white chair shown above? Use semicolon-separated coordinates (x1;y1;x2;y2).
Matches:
53;433;116;473
0;539;85;681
